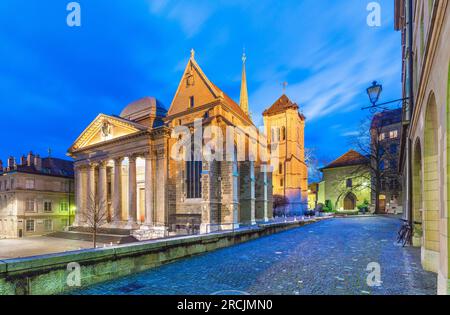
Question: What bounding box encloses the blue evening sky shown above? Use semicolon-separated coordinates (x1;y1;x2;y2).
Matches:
0;0;401;167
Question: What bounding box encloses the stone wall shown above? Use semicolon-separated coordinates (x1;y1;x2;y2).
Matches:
0;219;325;295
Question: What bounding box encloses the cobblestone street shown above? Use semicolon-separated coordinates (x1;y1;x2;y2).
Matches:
73;216;437;295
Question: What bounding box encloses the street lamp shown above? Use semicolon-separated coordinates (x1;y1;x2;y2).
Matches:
362;81;407;111
366;81;383;106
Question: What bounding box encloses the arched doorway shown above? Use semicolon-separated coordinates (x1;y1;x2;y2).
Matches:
344;192;356;210
412;138;423;246
423;92;440;271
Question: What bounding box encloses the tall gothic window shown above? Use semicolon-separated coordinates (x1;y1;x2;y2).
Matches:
281;126;286;141
186;143;202;199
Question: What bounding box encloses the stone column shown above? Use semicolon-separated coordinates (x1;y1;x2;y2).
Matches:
262;164;269;222
249;161;256;225
74;166;83;226
98;161;108;217
128;155;137;225
112;158;123;224
155;152;168;227
144;154;154;226
87;163;97;222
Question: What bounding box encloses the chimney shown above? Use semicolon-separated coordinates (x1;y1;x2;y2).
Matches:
7;156;16;170
21;155;27;165
34;155;42;171
27;151;35;166
0;160;3;173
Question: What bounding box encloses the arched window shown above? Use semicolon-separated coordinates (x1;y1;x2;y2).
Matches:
277;128;280;142
186;140;202;199
279;162;283;174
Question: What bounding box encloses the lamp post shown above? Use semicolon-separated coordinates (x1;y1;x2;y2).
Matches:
367;81;383;106
363;81;412;245
362;81;408;112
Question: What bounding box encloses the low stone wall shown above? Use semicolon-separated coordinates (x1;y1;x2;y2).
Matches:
0;218;327;295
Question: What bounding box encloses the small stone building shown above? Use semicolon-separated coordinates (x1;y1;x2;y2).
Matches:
318;150;371;212
68;51;273;240
0;152;75;238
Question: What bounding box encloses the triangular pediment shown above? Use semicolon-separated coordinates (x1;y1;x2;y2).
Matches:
68;114;147;152
167;56;220;117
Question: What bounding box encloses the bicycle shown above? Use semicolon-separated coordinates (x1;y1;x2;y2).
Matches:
397;220;412;247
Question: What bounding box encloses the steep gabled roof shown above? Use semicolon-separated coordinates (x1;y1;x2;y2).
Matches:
321;150;369;170
167;51;253;125
263;94;304;118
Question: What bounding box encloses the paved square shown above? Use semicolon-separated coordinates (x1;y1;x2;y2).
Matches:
72;216;437;295
0;237;100;260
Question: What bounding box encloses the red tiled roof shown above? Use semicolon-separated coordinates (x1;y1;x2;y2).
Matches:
263;94;304;118
321;150;369;170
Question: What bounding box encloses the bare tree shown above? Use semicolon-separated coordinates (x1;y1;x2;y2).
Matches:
348;112;399;214
85;193;108;248
305;147;323;183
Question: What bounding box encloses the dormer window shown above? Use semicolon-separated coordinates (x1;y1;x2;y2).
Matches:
189;96;194;109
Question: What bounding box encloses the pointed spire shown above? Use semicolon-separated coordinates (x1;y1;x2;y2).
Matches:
190;48;195;60
239;49;249;116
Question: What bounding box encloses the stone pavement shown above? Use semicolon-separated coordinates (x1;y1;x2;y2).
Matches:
72;216;437;295
0;237;103;259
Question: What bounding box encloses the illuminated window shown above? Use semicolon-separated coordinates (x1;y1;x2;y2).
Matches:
60;201;69;212
378;133;386;141
389;130;398;139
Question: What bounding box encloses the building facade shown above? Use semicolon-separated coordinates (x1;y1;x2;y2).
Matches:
0;152;75;238
395;0;450;294
263;95;308;215
370;109;403;214
68;51;273;240
318;150;371;212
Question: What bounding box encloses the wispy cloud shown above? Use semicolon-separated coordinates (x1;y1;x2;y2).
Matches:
148;0;216;38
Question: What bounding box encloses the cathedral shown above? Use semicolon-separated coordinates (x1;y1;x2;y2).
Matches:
68;50;307;240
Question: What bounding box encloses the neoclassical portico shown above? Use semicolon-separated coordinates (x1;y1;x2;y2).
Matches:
68;52;274;240
74;152;159;229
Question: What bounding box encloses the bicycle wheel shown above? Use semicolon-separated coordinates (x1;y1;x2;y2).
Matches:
403;228;411;247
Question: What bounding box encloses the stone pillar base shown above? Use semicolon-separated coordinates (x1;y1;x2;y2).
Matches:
200;223;221;234
421;247;439;273
124;221;140;230
132;225;168;240
437;271;450;295
412;235;422;247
